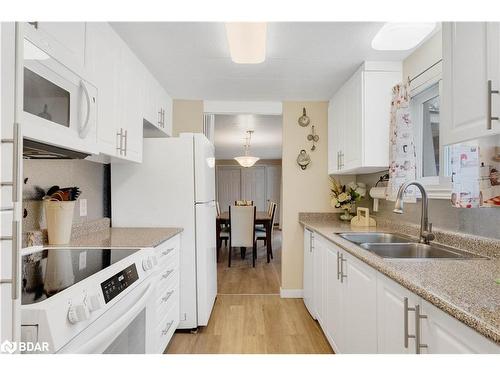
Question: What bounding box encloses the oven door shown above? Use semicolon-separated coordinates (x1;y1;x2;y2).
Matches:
22;38;99;155
57;279;156;354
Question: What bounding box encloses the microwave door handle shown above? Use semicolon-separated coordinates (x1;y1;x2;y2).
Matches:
62;281;154;354
78;80;92;139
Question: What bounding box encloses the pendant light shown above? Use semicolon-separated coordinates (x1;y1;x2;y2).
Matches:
234;130;260;168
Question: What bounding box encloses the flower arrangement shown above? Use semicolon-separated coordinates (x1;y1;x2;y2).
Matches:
329;178;366;220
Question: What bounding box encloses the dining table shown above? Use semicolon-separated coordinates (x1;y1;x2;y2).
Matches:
216;211;273;263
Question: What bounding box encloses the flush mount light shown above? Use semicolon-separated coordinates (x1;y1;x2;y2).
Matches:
234;130;260;167
371;23;437;51
225;22;267;64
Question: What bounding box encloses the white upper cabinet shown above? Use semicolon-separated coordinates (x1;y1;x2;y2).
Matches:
86;22;174;162
143;70;172;137
328;62;402;175
24;22;86;75
442;22;500;145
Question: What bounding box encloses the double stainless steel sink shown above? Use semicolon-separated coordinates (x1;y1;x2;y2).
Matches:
337;232;484;259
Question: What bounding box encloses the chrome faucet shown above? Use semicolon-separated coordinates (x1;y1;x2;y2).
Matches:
393;181;435;244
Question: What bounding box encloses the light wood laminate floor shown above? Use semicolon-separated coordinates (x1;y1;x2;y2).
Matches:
166;230;333;354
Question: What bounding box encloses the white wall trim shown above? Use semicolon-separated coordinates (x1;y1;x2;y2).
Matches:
203;101;283;115
280;288;303;298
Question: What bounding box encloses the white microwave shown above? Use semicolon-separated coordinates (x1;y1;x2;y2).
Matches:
22;38;99;155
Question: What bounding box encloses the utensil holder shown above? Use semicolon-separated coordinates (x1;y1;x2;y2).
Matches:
43;200;76;245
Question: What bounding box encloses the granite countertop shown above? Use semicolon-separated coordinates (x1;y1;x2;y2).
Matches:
299;216;500;345
62;227;184;248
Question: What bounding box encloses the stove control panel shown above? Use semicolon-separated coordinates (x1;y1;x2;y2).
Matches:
101;264;139;304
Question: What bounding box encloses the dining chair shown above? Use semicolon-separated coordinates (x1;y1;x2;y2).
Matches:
216;201;229;257
228;205;257;267
235;200;254;206
256;202;277;260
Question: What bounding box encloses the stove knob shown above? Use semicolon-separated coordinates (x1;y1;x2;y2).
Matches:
86;294;103;312
68;303;90;324
142;257;153;271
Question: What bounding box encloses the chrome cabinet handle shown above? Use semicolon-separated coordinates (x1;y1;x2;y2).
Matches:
487;80;499;130
309;233;313;253
161;247;174;256
336;251;341;280
404;297;416;348
336;151;340;170
162;109;165;128
123;130;128;157
116;128;123;154
340;151;344;169
340;253;347;282
161;269;174;279
414;304;428;354
161;290;174;303
161;320;174;335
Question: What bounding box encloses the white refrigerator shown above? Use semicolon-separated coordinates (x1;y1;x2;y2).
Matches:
111;133;217;329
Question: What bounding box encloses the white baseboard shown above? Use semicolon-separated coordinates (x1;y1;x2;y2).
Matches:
280;288;303;298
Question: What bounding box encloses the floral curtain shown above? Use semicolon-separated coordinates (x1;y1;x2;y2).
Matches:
386;81;417;202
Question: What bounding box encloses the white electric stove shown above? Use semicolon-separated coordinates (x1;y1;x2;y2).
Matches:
21;246;159;354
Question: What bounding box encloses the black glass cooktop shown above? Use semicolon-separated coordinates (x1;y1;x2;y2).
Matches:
21;248;140;305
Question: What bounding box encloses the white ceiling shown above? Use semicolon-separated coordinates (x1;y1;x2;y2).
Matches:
110;22;415;101
214;114;282;160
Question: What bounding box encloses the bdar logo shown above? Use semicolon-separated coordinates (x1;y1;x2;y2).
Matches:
1;340;17;354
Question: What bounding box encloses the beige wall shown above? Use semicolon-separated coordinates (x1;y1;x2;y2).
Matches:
281;101;332;291
403;30;442;82
172;99;204;136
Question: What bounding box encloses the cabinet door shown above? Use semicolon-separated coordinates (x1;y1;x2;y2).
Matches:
341;251;378;353
24;22;86;75
442;22;490;145
313;236;327;330
325;244;343;352
376;274;419;354
420;300;500;354
86;23;121;157
342;70;362;171
119;46;143;162
328;99;341;174
303;229;315;318
487;22;500;135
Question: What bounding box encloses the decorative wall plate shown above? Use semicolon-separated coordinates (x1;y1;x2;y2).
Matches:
298;107;310;127
297;149;311;170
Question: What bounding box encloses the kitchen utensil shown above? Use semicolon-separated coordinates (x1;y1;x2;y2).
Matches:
298;107;310;127
307;125;319;150
297;149;311;170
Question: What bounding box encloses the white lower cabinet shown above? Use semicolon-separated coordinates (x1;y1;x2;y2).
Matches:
377;274;420;354
341;251;378;353
153;234;181;353
319;235;377;353
313;235;327;328
420;299;500;354
303;230;500;353
303;229;315;318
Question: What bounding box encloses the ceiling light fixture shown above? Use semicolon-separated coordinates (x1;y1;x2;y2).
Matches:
371;22;437;51
225;22;267;64
234;130;260;167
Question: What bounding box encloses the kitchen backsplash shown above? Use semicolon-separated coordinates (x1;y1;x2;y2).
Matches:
23;159;110;232
356;171;500;240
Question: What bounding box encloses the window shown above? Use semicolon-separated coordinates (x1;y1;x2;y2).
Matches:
411;82;442;183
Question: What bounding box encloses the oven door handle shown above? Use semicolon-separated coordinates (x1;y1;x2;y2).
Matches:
78;80;92;139
68;281;154;354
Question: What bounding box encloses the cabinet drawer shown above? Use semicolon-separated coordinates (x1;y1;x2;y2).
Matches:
156;282;179;320
156;303;179;353
156;258;179;290
154;235;180;266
